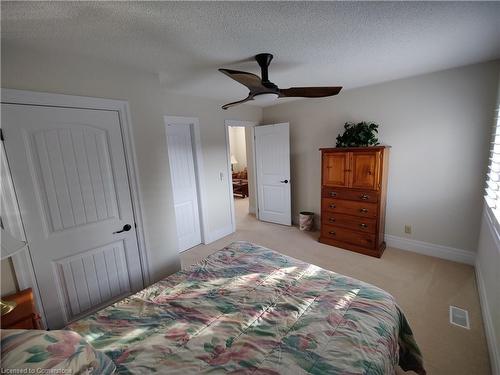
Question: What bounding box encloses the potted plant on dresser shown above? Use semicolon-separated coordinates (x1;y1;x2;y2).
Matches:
319;122;390;258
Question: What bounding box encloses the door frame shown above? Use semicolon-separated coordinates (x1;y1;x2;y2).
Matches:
1;89;152;323
164;116;208;248
224;120;258;232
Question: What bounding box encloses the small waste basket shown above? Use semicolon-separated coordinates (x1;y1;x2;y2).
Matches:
299;212;314;231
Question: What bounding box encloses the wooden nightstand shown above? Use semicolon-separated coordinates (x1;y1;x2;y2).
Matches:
1;288;42;329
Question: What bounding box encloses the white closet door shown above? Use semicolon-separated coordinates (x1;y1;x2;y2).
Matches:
255;123;291;226
2;104;144;328
165;123;202;252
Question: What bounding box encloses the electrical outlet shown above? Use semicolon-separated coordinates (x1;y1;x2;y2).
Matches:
404;225;412;234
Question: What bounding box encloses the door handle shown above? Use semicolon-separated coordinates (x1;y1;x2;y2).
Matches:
280;179;289;184
113;224;132;234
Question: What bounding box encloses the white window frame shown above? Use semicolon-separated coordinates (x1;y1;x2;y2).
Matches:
485;104;500;230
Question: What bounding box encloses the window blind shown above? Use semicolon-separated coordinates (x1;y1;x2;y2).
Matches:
485;106;500;218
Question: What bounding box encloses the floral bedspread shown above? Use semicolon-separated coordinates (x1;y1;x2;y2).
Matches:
0;329;115;374
68;241;426;374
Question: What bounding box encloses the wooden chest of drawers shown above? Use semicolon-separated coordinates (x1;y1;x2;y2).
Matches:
319;146;390;257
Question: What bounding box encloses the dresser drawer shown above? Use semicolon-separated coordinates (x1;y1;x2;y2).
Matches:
322;198;378;218
322;212;377;233
321;225;376;249
322;187;379;203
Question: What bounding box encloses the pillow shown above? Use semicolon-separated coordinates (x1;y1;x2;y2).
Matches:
1;329;115;374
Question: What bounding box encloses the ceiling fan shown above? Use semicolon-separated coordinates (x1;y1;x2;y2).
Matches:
219;53;342;110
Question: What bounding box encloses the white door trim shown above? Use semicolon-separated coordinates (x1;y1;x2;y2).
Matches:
224;120;258;233
164;116;208;246
0;89;152;318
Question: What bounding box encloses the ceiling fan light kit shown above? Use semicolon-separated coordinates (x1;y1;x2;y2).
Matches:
252;93;280;105
219;53;342;109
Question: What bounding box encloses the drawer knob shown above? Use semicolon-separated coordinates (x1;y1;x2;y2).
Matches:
360;208;368;213
366;238;372;243
328;218;335;223
360;194;369;200
328;231;336;235
329;204;336;209
329;192;337;197
359;223;368;228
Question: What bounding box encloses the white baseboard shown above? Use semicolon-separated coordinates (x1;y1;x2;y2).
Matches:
475;260;500;375
385;234;475;265
206;225;234;244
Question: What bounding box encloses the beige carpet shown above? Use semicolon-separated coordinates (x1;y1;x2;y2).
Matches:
181;198;491;375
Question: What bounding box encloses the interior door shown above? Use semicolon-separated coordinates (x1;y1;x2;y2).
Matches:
350;151;379;190
254;123;291;226
165;123;202;252
2;104;144;329
322;152;350;187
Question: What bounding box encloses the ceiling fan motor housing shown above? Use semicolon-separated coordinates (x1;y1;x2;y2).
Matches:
255;53;274;85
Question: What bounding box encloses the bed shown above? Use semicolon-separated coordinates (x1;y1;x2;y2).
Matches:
66;241;425;374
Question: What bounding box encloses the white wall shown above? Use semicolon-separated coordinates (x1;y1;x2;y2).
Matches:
263;61;500;253
228;126;247;172
1;44;262;284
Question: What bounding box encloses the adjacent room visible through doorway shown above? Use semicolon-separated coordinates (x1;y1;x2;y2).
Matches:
226;120;256;227
228;126;249;219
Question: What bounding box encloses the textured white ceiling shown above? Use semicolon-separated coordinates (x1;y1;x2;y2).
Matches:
2;1;500;106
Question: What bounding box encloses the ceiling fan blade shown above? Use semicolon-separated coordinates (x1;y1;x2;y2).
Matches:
221;95;253;110
279;86;342;98
218;68;264;90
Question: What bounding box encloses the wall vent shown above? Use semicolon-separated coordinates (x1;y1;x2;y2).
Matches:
449;306;470;329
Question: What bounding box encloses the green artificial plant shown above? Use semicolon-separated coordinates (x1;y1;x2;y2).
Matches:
335;121;380;147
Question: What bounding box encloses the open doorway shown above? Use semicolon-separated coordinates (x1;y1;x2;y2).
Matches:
225;120;257;229
229;126;249;220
